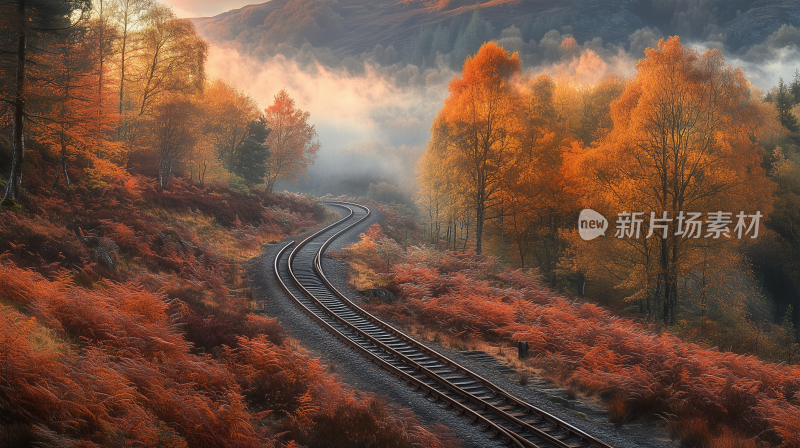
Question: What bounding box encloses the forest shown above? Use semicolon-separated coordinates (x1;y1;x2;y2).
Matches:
340;40;800;445
3;0;800;446
416;38;800;335
350;36;800;447
0;0;321;200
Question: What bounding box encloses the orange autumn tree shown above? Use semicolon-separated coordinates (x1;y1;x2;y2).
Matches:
37;24;118;188
500;74;588;271
567;36;773;324
418;44;626;268
1;0;91;203
196;79;261;186
263;89;320;193
423;42;522;254
134;5;207;118
110;0;152;117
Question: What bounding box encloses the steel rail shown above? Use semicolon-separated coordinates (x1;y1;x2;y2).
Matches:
316;202;614;448
272;201;615;448
274;246;525;446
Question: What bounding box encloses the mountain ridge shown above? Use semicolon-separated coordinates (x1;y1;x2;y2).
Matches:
192;0;800;61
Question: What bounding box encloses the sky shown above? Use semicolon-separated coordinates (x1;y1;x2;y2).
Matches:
160;0;257;18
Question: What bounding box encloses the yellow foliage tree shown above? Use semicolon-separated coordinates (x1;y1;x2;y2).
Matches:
195;79;261;186
567;36;774;324
425;42;522;254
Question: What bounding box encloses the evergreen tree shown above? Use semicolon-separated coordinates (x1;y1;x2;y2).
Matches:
430;24;450;60
791;69;800;104
409;26;433;66
776;78;799;134
452;9;494;69
233;118;270;185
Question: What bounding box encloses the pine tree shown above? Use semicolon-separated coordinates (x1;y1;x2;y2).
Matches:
233;118;270;185
791;69;800;104
776;78;799;134
452;9;494;67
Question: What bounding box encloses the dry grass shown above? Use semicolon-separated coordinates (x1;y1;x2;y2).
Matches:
152;208;281;263
343;233;800;447
706;427;761;448
347;258;391;291
0;168;461;448
607;396;629;427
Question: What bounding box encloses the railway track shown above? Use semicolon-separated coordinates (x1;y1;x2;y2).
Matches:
273;201;615;448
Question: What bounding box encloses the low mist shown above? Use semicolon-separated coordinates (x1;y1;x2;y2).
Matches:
203;6;800;206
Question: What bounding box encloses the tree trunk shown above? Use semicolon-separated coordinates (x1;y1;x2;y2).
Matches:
668;241;679;325
96;0;105;161
475;201;485;255
197;162;203;187
463;220;470;252
54;141;70;188
446;220;452;250
661;237;671;325
4;1;27;203
452;220;457;251
119;24;127;116
500;213;504;260
63;156;70;187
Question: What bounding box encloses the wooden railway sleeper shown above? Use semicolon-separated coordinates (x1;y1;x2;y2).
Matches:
277;245;531;448
284;203;609;448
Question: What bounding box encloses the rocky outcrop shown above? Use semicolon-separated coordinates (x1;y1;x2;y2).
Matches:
360;288;395;304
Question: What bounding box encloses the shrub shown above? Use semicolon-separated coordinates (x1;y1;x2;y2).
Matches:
0;265;268;447
350;243;800;446
1;173;457;448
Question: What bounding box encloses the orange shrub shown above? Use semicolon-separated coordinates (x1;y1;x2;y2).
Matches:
0;259;458;448
365;249;800;446
0;263;267;447
222;335;460;448
1;176;457;448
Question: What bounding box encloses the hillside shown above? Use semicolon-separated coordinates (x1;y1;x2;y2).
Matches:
192;0;800;60
0;147;459;446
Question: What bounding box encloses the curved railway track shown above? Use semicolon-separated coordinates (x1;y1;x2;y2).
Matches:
273;201;615;448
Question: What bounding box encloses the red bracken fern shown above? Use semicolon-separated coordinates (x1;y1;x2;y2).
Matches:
356;245;800;447
0;263;269;447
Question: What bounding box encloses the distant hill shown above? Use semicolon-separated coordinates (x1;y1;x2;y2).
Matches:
192;0;800;200
192;0;800;62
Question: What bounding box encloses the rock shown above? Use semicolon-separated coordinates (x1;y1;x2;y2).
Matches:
360;288;395;304
79;236;115;270
1;198;21;212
